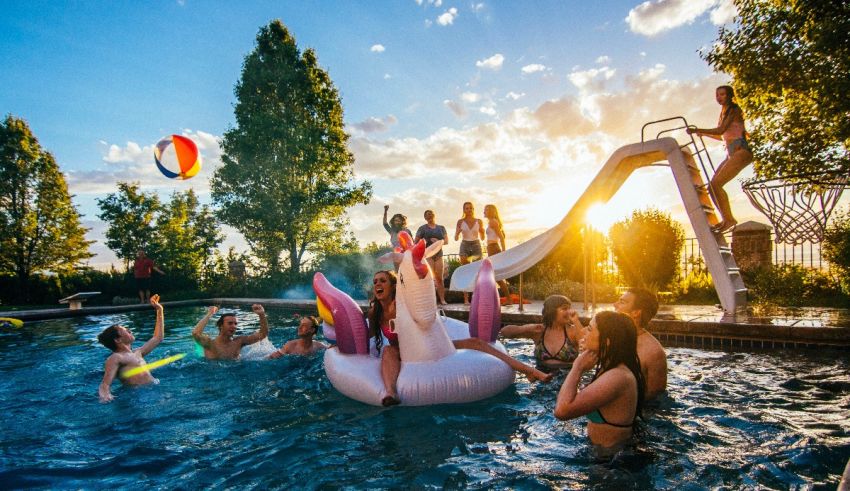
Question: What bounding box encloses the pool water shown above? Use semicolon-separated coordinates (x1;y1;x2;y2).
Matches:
1;305;848;488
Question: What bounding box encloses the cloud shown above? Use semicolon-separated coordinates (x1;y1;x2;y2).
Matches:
505;91;525;100
596;55;611;64
471;2;485;12
443;99;467;118
568;66;616;90
521;63;547;74
437;7;458;26
476;53;504;70
461;92;480;103
370;44;385;53
626;0;735;36
479;105;496;116
349;115;399;135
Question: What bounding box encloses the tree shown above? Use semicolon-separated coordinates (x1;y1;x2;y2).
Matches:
823;207;850;294
96;182;160;270
212;20;372;278
609;209;685;291
703;0;850;178
0;115;93;298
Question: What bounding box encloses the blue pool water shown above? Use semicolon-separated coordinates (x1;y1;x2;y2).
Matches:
1;305;848;489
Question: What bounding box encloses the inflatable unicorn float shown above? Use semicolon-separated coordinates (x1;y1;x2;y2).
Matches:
314;232;516;406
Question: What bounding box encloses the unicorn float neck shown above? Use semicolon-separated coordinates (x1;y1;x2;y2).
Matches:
392;231;455;363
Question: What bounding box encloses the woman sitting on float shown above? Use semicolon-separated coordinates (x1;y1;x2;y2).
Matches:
554;311;645;449
315;231;551;407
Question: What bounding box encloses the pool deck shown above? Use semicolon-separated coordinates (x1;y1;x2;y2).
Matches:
3;298;848;349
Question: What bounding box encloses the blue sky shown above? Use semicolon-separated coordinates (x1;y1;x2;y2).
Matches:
6;0;822;269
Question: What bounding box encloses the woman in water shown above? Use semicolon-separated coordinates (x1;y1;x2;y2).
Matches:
686;85;754;234
454;202;485;304
484;204;511;305
368;270;552;407
383;205;412;249
415;209;449;305
554;311;645;449
500;295;585;370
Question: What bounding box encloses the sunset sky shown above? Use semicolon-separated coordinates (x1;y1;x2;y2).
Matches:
4;0;835;269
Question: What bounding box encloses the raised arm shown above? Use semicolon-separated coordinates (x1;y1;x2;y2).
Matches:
98;355;120;403
383;205;392;233
499;323;543;339
192;306;218;349
139;294;164;356
240;304;269;346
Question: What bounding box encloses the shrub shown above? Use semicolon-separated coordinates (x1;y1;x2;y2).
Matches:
609;209;685;291
823;207;850;294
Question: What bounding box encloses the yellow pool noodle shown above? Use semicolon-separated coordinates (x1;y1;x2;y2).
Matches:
121;353;186;379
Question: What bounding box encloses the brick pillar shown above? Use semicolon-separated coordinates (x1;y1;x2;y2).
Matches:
731;221;773;271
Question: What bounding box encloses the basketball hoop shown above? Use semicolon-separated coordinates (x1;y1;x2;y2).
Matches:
741;171;848;245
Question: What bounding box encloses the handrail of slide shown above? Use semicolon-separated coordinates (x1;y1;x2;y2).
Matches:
450;137;685;292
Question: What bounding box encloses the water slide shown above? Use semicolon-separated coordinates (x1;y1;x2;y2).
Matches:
449;137;748;313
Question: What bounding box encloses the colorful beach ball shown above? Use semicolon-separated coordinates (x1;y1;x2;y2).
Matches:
154;135;202;180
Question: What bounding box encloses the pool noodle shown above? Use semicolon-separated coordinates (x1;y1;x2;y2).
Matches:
120;353;186;378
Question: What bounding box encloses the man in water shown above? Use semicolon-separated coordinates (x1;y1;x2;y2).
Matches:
268;315;327;358
614;288;667;400
97;294;165;403
192;304;269;360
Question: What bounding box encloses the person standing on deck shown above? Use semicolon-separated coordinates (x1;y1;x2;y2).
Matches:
133;249;164;304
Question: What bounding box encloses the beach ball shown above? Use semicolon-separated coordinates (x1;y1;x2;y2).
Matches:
154;134;202;180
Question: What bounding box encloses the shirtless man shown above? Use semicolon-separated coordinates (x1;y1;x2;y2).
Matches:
97;294;165;403
192;304;269;360
268;316;327;358
614;288;667;400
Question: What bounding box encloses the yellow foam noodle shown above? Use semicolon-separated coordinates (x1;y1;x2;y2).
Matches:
316;296;334;326
0;317;23;329
121;353;186;379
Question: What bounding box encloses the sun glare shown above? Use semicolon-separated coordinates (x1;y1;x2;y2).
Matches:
585;203;618;231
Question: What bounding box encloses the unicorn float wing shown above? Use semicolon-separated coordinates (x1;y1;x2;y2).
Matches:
319;232;514;406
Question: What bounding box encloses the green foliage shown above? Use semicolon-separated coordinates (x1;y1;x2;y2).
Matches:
743;264;847;307
609;209;685;291
96;182;160;269
212;20;372;277
703;0;850;178
97;182;224;289
0;115;93;301
526;226;607;284
822;207;850;293
676;269;719;304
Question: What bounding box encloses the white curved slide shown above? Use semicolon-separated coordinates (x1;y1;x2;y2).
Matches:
449;137;747;313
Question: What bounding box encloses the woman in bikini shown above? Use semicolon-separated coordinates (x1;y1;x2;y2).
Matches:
686;85;754;234
415;209;449;305
500;295;585;370
454;202;485;304
554;311;645;449
369;270;553;407
484;204;511;305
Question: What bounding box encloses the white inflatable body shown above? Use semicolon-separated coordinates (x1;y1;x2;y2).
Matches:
314;236;514;406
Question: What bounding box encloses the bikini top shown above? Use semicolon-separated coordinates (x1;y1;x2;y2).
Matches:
534;326;579;364
485;224;500;243
587;408;634;428
721;115;745;143
460;219;481;241
381;320;398;344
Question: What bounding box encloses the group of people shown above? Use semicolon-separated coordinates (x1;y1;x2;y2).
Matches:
383;201;511;304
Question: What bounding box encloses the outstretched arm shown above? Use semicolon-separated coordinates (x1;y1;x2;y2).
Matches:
453;338;552;382
499;323;543;340
98;356;120;403
383;205;392;233
139;294;164;356
192;306;218;349
241;304;269;346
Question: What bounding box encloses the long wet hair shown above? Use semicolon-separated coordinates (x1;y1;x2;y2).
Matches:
717;85;741;118
368;270;397;353
591;311;645;418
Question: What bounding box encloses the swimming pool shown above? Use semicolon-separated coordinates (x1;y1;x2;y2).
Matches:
1;305;847;488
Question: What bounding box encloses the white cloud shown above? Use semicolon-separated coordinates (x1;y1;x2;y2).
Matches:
596;55;611;65
710;0;737;25
472;2;485;12
370;44;385;53
505;91;525;100
437;7;458;26
479;106;496;116
443;99;467;118
461;91;480;103
638;63;666;82
568;66;616;90
349;115;399;135
626;0;716;36
476;53;504;70
384;73;392;79
521;63;547;74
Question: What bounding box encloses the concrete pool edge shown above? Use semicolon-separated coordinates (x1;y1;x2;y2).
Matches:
2;297;848;349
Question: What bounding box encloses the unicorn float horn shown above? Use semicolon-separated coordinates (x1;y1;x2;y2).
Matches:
468;258;501;343
312;272;369;355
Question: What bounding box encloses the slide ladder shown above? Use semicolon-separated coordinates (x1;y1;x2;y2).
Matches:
450;122;747;313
